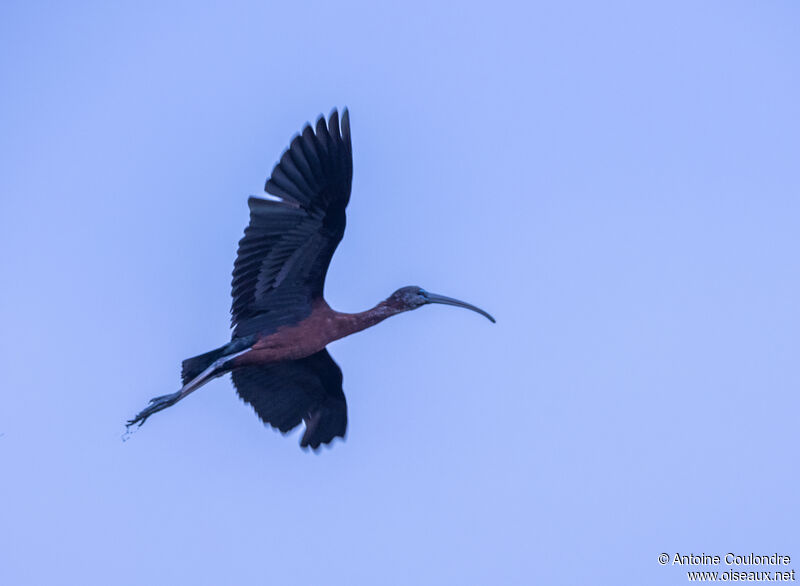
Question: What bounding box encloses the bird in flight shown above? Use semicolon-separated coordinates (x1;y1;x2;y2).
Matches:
127;109;494;450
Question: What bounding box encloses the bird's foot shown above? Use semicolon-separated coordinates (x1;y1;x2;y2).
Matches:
126;391;182;430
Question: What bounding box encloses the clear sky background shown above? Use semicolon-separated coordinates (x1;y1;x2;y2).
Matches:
1;1;798;584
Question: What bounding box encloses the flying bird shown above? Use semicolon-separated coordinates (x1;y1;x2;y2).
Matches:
127;109;494;449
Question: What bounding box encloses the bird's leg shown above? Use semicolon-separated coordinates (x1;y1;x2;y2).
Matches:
125;348;250;430
126;391;184;428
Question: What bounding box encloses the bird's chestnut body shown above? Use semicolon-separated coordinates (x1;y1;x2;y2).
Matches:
233;298;397;366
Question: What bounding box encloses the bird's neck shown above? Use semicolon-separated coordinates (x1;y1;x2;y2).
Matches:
333;300;404;339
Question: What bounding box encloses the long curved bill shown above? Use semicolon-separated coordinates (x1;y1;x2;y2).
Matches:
425;292;496;323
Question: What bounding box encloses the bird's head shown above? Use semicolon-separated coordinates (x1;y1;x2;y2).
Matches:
387;286;495;323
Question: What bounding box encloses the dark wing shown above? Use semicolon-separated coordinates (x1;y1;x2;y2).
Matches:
231;349;347;450
231;109;353;337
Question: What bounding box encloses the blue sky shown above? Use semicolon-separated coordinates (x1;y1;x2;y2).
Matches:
1;1;798;584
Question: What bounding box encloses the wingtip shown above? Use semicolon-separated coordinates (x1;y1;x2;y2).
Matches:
315;113;327;135
328;109;340;139
307;108;349;140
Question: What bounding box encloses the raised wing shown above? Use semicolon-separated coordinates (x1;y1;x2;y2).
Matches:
231;109;353;337
231;349;347;450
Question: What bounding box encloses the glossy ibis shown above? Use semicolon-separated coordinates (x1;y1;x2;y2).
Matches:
127;109;494;449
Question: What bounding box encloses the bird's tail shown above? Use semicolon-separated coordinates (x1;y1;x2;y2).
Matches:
180;336;256;385
181;346;229;385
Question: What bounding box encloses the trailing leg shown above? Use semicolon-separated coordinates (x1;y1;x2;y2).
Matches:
126;391;185;428
126;348;249;429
